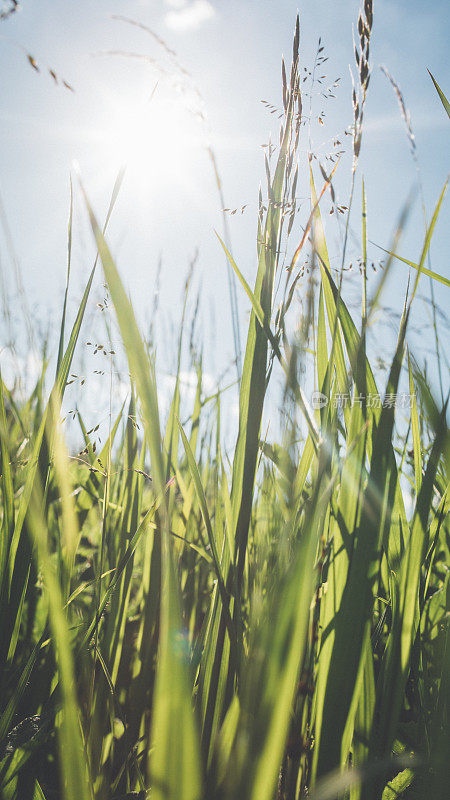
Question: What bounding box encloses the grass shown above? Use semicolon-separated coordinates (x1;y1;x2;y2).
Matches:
0;4;449;799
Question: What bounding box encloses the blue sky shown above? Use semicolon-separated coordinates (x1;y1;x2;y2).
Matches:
0;0;449;432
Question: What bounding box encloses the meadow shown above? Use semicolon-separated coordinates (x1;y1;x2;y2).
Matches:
0;2;449;798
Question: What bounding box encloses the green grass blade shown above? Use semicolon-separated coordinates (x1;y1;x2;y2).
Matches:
0;372;14;568
312;307;409;781
372;402;448;768
81;185;203;800
428;70;450;118
56;177;73;374
217;232;319;447
27;483;92;800
247;499;324;800
408;352;422;495
372;244;450;288
178;418;234;636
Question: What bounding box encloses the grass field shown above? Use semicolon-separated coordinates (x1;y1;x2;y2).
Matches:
0;3;449;798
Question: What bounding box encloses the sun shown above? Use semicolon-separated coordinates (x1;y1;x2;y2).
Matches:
93;83;205;195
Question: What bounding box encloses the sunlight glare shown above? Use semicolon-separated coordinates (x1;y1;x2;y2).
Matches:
97;88;204;192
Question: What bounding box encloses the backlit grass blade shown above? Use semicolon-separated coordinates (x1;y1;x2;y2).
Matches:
217;232;319;447
312;306;409;782
428;70;450;118
197;36;303;765
79;482;171;649
104;392;141;684
5;252;101;665
312;399;369;780
246;496;325;800
372;244;450;288
56;177;73;375
223;451;329;800
408;352;422;495
317;285;327;394
229;48;299;589
310;170;350;417
27;480;91;800
350;637;375;800
371;402;448;773
316;251;410;568
0;372;14;572
82;186;203;800
178;418;234;639
149;552;203;800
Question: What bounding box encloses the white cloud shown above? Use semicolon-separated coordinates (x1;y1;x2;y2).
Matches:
165;0;215;33
165;0;189;8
